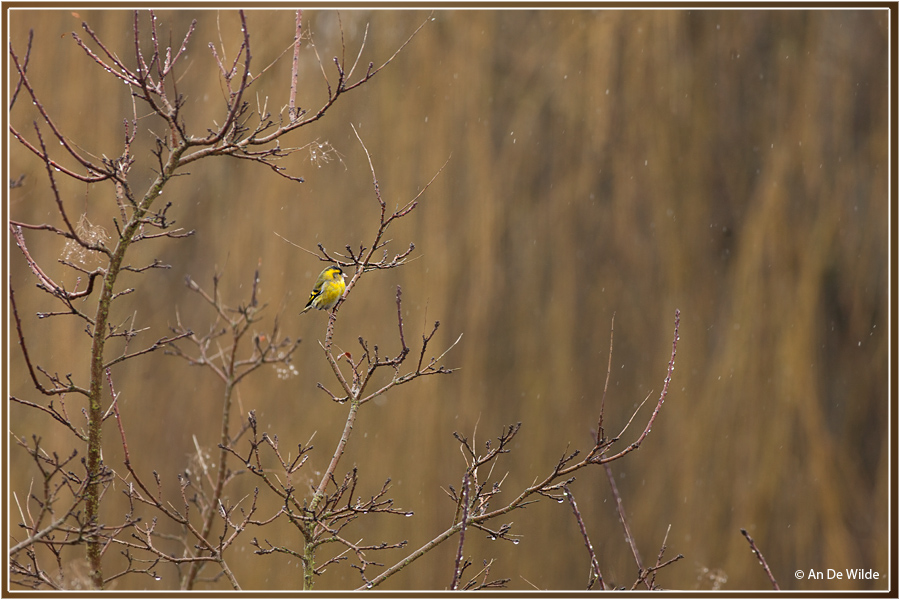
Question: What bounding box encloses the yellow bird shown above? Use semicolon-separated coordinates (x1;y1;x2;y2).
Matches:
300;266;347;314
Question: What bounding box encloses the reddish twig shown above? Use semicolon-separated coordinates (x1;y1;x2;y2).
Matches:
741;528;780;590
9;285;58;396
289;10;303;121
9;28;33;110
450;472;470;590
649;524;672;589
595;308;680;464
596;312;615;444
10;224;64;295
604;464;644;580
8;45;109;181
632;523;683;590
363;311;681;589
563;484;604;590
32;123;109;254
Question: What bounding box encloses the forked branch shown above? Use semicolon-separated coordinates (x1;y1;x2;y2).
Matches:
361;310;681;589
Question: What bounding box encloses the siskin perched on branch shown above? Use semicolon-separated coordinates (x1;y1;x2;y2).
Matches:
300;265;346;314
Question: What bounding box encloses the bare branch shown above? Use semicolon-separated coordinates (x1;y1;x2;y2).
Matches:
596;312;615;444
741;528;780;590
8;44;108;178
563;485;604;590
288;10;303;121
10;284;89;397
103;331;192;369
605;463;644;578
596;309;680;464
450;471;470;590
9;28;33;110
363;311;681;588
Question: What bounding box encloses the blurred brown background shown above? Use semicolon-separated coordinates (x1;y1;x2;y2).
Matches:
8;8;889;591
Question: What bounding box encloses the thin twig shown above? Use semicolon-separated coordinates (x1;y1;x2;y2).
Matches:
9;515;69;555
604;464;644;579
563;484;604;590
740;528;780;590
32;122;101;253
650;523;672;589
632;523;683;590
596;313;615;443
450;471;470;590
363;310;681;589
9;283;89;397
9;28;33;110
289;10;302;121
597;309;680;464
